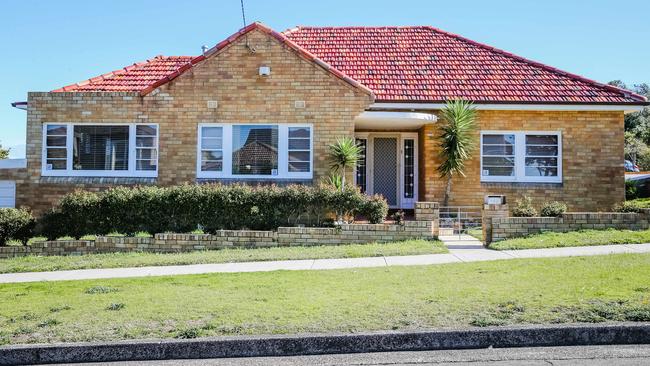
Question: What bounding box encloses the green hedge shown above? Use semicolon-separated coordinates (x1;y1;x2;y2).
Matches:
0;208;35;246
38;184;389;239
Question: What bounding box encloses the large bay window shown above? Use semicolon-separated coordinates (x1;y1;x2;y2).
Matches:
42;123;158;177
197;123;312;179
480;131;561;183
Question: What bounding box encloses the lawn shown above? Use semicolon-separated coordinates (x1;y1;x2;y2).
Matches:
1;253;649;345
489;228;650;250
0;240;446;274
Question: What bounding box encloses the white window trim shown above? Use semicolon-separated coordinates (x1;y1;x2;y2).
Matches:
196;123;313;180
41;123;159;178
480;130;562;183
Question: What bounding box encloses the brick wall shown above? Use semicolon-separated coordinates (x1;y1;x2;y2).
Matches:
419;110;625;212
13;29;372;214
484;212;650;244
0;202;439;259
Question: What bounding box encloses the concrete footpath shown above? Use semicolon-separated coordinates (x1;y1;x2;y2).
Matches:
1;239;649;283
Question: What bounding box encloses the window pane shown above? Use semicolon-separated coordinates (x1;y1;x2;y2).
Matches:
46;148;66;159
289;162;310;172
136;149;157;160
73;125;129;171
201;138;222;150
482;145;514;155
526;135;558;145
136;136;156;148
288;151;310;162
136;160;157;171
46;136;66;147
356;138;367;193
482;157;515;166
403;139;415;198
47;125;67;136
525;167;558;176
46;159;67;170
482;134;515;145
482;167;514;176
201;151;223;161
202;127;222;138
232;125;278;175
525;157;558;167
201;160;223;171
136;125;157;136
288;139;310;150
526;145;558;156
288;127;309;138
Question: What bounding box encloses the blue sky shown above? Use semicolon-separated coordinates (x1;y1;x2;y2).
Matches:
1;0;648;157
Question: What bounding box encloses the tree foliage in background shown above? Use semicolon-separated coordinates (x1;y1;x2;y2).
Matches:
437;99;477;206
610;81;650;169
0;142;9;159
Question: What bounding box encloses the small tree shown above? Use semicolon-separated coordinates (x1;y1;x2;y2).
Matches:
437;99;478;206
0;142;9;159
328;137;362;190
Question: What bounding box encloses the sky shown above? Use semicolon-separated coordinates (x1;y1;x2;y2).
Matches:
1;0;648;157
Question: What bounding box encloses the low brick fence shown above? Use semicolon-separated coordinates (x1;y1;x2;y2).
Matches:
0;202;440;259
484;209;650;244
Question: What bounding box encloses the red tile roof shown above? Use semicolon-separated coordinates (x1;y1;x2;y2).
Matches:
52;56;194;92
284;26;646;104
52;23;647;105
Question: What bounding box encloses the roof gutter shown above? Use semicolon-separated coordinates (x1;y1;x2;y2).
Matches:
369;102;645;114
11;101;27;110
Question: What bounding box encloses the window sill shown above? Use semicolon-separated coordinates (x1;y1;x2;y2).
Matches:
196;178;313;186
40;176;157;185
481;181;563;188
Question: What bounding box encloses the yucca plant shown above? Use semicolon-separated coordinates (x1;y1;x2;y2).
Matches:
328;137;362;190
437;99;478;207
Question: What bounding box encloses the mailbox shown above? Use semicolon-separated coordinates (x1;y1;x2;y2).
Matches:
485;195;506;205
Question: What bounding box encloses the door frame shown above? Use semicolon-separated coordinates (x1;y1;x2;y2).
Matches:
354;132;418;209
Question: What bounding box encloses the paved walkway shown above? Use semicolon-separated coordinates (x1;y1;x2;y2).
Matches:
1;239;650;284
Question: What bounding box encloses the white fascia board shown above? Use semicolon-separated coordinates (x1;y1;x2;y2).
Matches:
369;103;645;113
354;111;437;130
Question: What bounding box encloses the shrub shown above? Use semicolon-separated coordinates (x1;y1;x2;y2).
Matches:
612;200;646;213
38;184;389;237
511;196;537;217
360;194;389;224
626;180;639;200
0;208;35;246
540;201;567;217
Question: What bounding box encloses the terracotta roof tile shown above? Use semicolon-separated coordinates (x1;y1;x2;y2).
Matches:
284;26;646;104
51;24;647;104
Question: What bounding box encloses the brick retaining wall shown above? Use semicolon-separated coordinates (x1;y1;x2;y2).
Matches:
0;202;440;258
488;212;650;244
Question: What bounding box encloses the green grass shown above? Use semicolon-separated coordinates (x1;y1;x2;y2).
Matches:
0;240;446;274
467;228;483;241
0;253;649;345
490;228;650;250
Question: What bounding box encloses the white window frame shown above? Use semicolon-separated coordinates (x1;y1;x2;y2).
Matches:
41;123;159;178
480;130;562;183
196;123;313;180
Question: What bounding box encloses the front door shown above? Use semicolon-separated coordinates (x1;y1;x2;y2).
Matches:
355;133;418;209
373;137;398;206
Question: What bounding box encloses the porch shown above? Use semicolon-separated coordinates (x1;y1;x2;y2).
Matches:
353;111;437;209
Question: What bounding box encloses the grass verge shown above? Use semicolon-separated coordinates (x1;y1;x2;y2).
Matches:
0;253;649;345
0;240;446;274
489;228;650;250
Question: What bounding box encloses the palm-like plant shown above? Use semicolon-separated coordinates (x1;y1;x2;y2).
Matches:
438;99;478;207
328;137;362;190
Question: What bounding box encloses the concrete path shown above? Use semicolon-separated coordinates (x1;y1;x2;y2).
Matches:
1;240;650;284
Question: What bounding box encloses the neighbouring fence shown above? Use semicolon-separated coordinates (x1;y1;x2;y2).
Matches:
0;202;440;258
482;202;650;245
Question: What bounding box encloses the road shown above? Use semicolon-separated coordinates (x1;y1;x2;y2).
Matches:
51;345;650;365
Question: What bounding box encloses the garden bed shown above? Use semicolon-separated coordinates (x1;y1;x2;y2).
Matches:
489;228;650;250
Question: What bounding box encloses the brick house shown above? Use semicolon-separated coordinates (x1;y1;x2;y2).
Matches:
1;22;647;214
